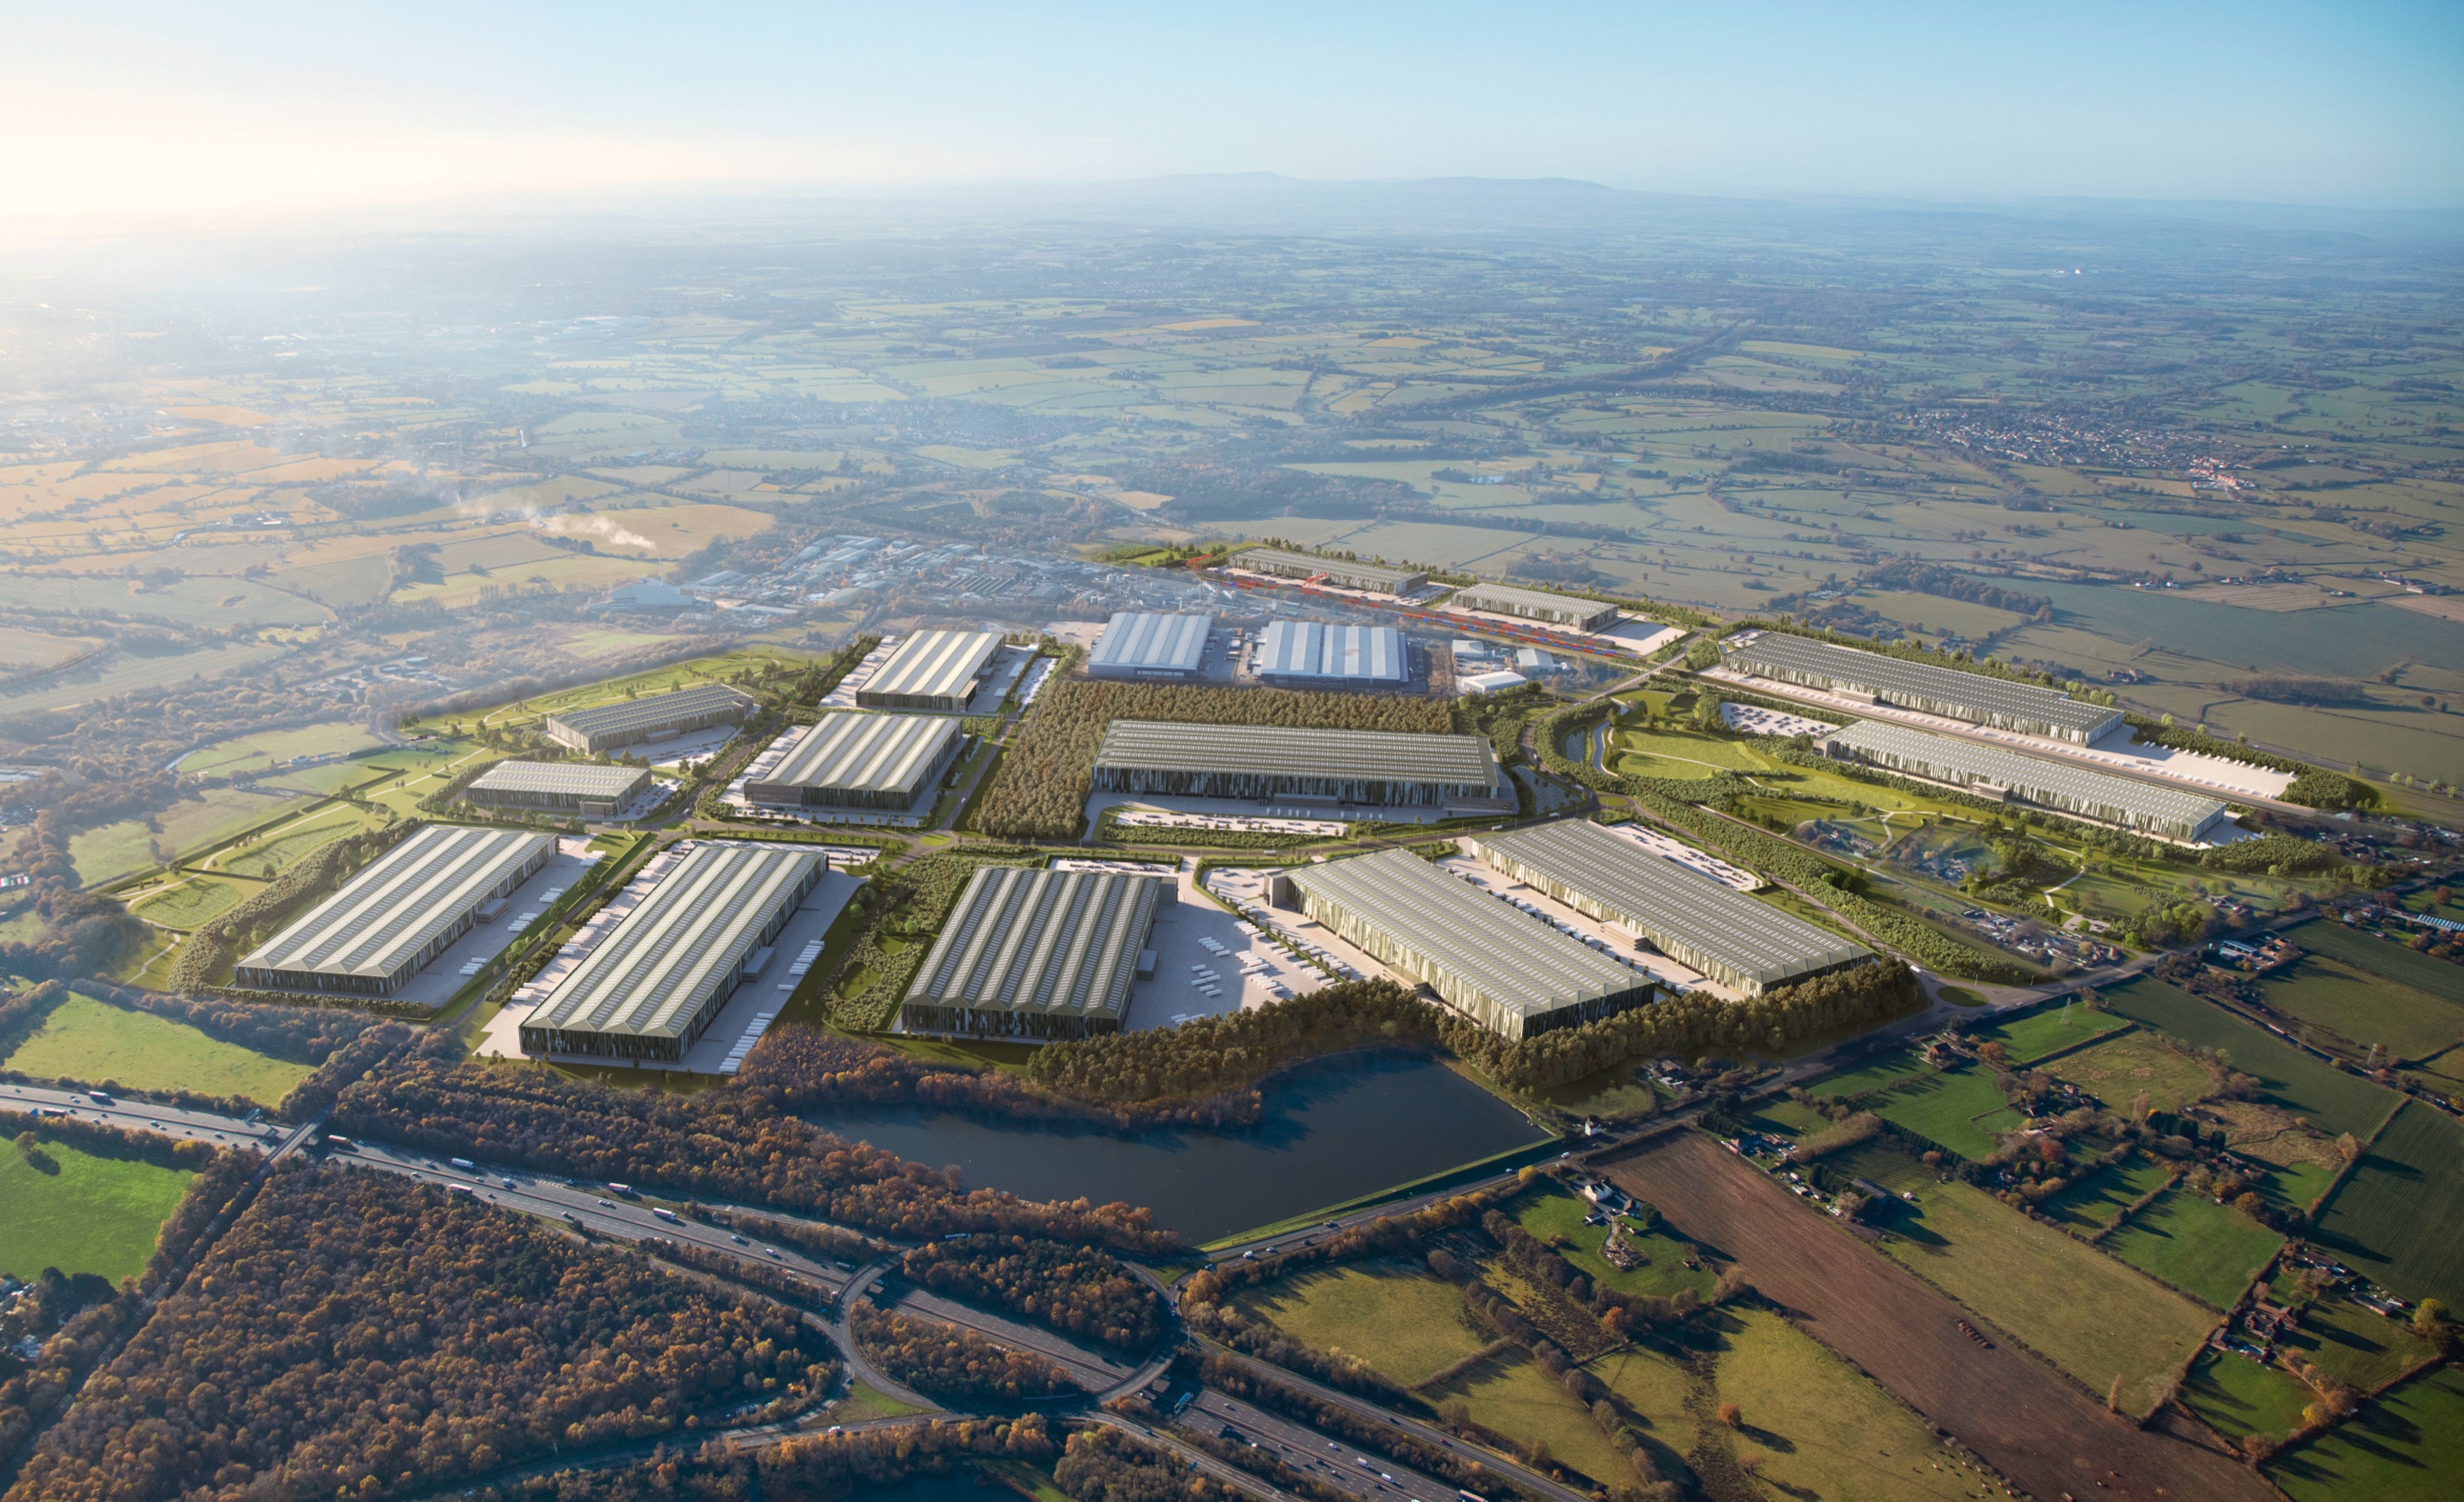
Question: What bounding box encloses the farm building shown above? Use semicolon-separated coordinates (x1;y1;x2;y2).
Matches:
516;842;825;1062
1087;612;1213;680
1722;631;2122;743
234;825;552;997
855;630;1005;712
543;683;758;754
1820;720;2234;841
464;760;652;817
1092;720;1506;810
1253;620;1409;688
1470;819;1869;995
898;865;1167;1042
745;712;962;811
1230;547;1427;595
1449;582;1619;632
1284;849;1656;1040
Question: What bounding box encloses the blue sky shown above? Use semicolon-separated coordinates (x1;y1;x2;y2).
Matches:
5;1;2458;220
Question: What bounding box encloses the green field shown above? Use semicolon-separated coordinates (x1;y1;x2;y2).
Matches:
1608;724;1772;779
2269;1365;2464;1502
215;812;375;878
2309;1101;2464;1310
1971;999;2131;1063
2040;1157;2174;1233
68;787;311;886
1231;1262;1484;1387
2261;955;2461;1062
1821;1061;2021;1159
1710;1308;1980;1501
1807;1048;1931;1100
2293;920;2464;1006
2102;1188;2283;1309
2100;977;2402;1138
5;995;314;1104
1442;1346;1630;1484
0;1137;197;1282
2042;1030;2218;1115
2181;1351;2313;1442
1511;1187;1715;1301
181;721;388;777
2280;1293;2443;1396
130;877;246;931
1881;1181;2218;1416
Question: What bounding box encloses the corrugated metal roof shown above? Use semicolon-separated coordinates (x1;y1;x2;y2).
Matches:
1826;719;2230;836
547;683;755;740
1088;612;1211;673
905;866;1162;1022
1233;547;1424;593
1288;849;1646;1021
523;843;822;1043
1472;819;1866;992
1093;720;1496;789
1451;582;1618;630
755;713;958;798
238;825;551;983
1724;632;2119;740
859;630;1003;704
468;761;649;798
1257;620;1407;682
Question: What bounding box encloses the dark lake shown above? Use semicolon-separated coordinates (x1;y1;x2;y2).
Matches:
807;1050;1552;1245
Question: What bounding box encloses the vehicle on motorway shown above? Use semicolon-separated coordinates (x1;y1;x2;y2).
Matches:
561;1211;580;1224
447;1184;474;1197
325;1136;357;1151
501;1177;516;1188
87;1090;112;1103
763;1248;780;1259
449;1157;476;1171
607;1182;635;1197
731;1233;747;1245
598;1198;614;1208
652;1207;680;1223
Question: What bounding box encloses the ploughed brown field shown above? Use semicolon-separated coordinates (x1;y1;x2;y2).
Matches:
1600;1132;2272;1502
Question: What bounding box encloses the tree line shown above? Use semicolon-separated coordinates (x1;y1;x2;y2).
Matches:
898;1236;1164;1356
974;678;1454;841
844;1300;1076;1403
451;1415;1063;1502
331;1056;1182;1255
9;1162;837;1502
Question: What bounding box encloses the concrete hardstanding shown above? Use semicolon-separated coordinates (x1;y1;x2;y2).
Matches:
856;630;1004;712
543;683;758;754
1286;849;1656;1040
518;842;824;1061
465;760;653;816
1087;612;1212;680
1821;719;2233;841
1232;547;1427;595
747;713;962;810
1092;720;1502;808
235;825;553;996
1254;620;1408;687
1471;819;1869;995
1449;582;1619;631
1723;632;2122;743
900;865;1165;1041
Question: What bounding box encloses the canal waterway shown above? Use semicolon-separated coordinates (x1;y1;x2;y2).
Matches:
805;1050;1552;1245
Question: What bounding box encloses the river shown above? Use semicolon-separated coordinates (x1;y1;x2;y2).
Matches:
807;1050;1552;1245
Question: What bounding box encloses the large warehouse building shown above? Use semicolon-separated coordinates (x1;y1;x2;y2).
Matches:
1254;620;1409;689
1450;582;1619;632
1821;720;2234;841
1093;720;1507;811
1471;819;1869;995
234;825;552;996
465;760;652;817
899;865;1167;1041
544;683;757;754
745;712;961;812
1722;631;2123;743
856;630;1005;712
517;842;825;1061
1232;547;1427;595
1087;612;1212;681
1286;849;1656;1040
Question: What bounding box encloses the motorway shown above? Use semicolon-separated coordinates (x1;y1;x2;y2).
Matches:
1184;1386;1457;1502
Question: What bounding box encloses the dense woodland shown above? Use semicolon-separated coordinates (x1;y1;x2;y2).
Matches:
844;1300;1076;1403
898;1237;1164;1355
455;1416;1060;1502
1026;965;1918;1103
332;1057;1182;1253
974;678;1454;839
6;1164;836;1502
1051;1426;1222;1502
